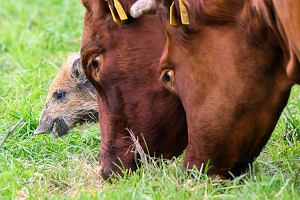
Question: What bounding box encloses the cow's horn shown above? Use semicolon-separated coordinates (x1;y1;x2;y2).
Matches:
130;0;158;18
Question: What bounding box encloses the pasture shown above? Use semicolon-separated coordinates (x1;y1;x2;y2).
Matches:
0;0;299;199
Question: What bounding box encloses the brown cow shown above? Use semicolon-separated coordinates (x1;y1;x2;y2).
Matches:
80;0;187;180
130;0;300;177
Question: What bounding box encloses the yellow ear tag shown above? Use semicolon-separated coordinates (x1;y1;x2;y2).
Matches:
114;0;128;21
179;0;190;25
108;3;119;24
170;1;177;26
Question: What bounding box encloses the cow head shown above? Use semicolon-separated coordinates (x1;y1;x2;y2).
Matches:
130;0;300;177
80;0;187;180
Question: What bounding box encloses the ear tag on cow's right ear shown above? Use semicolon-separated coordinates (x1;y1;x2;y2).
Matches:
107;4;119;24
179;0;190;25
104;0;119;24
114;0;128;21
170;1;178;26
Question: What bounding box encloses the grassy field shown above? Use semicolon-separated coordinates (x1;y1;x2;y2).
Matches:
0;0;299;199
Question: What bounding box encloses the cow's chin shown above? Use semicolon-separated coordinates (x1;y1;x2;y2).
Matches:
99;150;137;180
99;161;123;181
175;72;290;178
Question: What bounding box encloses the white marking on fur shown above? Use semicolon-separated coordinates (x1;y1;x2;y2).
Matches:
130;0;158;18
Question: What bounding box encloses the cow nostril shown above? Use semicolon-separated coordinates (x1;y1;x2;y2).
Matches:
91;56;101;69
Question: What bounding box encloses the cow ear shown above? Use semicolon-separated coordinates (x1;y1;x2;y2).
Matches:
286;51;300;84
97;0;111;18
273;1;300;84
82;0;111;20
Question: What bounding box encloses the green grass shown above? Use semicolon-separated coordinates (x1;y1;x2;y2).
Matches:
0;0;299;199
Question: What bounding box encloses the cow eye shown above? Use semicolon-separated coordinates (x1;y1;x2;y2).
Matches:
162;72;171;82
53;90;66;100
90;56;101;69
160;69;175;92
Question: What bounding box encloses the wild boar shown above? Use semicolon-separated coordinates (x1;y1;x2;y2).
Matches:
35;52;98;137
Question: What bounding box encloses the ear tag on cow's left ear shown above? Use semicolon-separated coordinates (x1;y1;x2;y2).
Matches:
170;1;178;26
114;0;128;21
179;0;190;25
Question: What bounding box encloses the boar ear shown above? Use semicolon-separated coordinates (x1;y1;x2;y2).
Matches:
71;58;90;85
71;58;83;79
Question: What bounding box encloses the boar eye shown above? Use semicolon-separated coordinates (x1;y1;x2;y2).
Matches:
53;90;66;100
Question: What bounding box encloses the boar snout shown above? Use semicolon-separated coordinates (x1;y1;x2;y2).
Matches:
34;113;53;135
34;110;68;137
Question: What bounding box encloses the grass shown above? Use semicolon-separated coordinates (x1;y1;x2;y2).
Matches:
0;0;299;199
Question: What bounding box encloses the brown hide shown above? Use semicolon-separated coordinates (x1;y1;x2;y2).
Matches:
80;0;187;180
133;0;299;177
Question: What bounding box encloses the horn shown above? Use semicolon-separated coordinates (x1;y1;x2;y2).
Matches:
130;0;158;18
